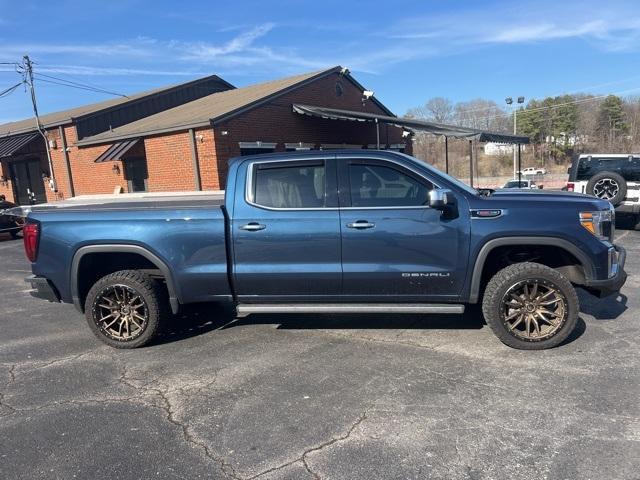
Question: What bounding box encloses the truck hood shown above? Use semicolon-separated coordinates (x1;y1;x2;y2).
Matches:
478;189;611;210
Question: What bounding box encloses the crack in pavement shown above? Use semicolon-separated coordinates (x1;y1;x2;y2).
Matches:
247;411;368;480
115;361;241;480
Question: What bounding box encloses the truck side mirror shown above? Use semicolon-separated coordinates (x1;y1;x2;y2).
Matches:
428;188;452;210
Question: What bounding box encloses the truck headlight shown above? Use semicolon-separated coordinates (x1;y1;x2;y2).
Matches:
579;209;614;241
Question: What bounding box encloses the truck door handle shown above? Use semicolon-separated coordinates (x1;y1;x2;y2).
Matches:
347;220;375;229
240;222;266;231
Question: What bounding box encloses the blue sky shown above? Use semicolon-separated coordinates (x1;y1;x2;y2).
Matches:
1;0;640;123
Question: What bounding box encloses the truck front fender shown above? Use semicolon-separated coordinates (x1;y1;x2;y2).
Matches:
468;236;596;303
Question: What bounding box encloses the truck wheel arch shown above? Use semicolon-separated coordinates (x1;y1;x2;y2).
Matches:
468;237;595;303
70;245;180;314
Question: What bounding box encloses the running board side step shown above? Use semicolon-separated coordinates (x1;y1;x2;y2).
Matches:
236;303;465;315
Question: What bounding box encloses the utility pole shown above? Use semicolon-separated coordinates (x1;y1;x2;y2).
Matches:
21;55;57;193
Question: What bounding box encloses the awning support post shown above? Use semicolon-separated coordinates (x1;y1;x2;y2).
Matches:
517;143;522;186
468;140;474;188
375;118;380;149
58;126;75;197
189;128;202;191
445;136;449;174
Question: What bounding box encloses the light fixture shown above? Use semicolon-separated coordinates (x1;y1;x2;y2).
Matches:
505;97;513;105
112;164;120;175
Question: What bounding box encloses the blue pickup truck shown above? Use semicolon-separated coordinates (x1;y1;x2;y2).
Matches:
20;150;626;350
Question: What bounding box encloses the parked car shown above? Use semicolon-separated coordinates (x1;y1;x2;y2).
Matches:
21;150;626;350
519;167;547;175
502;180;538;189
566;154;640;225
0;195;24;239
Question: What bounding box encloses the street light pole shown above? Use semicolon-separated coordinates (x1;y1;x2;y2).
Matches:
505;96;525;181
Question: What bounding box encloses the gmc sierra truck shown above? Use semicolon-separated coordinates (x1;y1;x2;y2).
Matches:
18;150;627;350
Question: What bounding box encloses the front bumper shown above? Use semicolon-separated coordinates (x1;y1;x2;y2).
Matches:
583;245;627;297
25;275;60;303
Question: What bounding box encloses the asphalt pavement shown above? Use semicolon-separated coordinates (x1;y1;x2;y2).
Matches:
0;230;638;480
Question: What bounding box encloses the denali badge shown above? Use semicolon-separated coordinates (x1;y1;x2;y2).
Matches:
402;272;451;278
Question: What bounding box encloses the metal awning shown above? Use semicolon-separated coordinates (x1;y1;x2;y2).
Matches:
0;133;42;158
94;138;140;163
292;104;529;144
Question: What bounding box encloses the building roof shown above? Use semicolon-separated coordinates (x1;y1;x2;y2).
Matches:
77;66;389;146
0;75;234;138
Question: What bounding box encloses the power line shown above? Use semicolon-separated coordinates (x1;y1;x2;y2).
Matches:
0;82;23;98
34;72;127;98
35;76;128;97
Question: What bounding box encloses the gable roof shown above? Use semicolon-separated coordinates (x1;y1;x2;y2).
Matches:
77;66;393;146
0;74;234;138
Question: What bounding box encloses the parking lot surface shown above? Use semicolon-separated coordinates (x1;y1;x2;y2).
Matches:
1;230;639;480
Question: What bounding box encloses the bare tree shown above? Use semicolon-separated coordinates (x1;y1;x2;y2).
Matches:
406;97;454;124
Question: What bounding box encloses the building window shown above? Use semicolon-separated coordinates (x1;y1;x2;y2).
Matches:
320;143;364;150
124;158;148;192
285;142;315;151
239;141;276;156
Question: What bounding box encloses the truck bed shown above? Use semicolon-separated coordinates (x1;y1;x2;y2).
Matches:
27;190;231;308
28;191;225;213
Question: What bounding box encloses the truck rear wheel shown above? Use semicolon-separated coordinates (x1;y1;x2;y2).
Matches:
482;262;579;350
84;270;166;349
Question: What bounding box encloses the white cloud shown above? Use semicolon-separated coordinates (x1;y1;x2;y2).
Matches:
386;1;640;53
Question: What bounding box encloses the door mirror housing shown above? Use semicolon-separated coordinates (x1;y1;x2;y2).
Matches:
428;188;453;209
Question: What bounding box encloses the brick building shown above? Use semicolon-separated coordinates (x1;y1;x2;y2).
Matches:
0;66;410;204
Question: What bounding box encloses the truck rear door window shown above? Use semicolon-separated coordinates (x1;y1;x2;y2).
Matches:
253;163;326;208
348;164;432;207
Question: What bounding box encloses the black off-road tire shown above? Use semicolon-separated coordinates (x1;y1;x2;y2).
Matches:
482;262;579;350
586;171;627;206
84;270;167;349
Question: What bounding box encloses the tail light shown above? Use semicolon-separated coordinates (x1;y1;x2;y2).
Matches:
566;182;575;192
23;223;39;262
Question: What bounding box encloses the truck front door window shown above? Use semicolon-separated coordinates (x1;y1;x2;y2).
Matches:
348;164;432;207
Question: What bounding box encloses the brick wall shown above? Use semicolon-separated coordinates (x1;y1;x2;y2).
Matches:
57;126;124;196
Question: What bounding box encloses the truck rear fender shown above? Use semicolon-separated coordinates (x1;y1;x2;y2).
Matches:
70;244;180;314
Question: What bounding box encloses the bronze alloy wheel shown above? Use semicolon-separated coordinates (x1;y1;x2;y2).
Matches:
500;279;568;341
92;284;149;342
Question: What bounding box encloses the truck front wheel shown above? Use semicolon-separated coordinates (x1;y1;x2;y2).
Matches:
482;262;579;350
84;270;166;348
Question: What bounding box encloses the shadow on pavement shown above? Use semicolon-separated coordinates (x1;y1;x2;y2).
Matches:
158;302;486;345
578;290;629;320
159;301;595;347
0;232;21;243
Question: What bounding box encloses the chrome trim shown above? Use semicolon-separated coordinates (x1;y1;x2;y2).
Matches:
240;223;266;231
346;221;375;229
244;156;441;212
237;303;465;315
470;209;505;219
